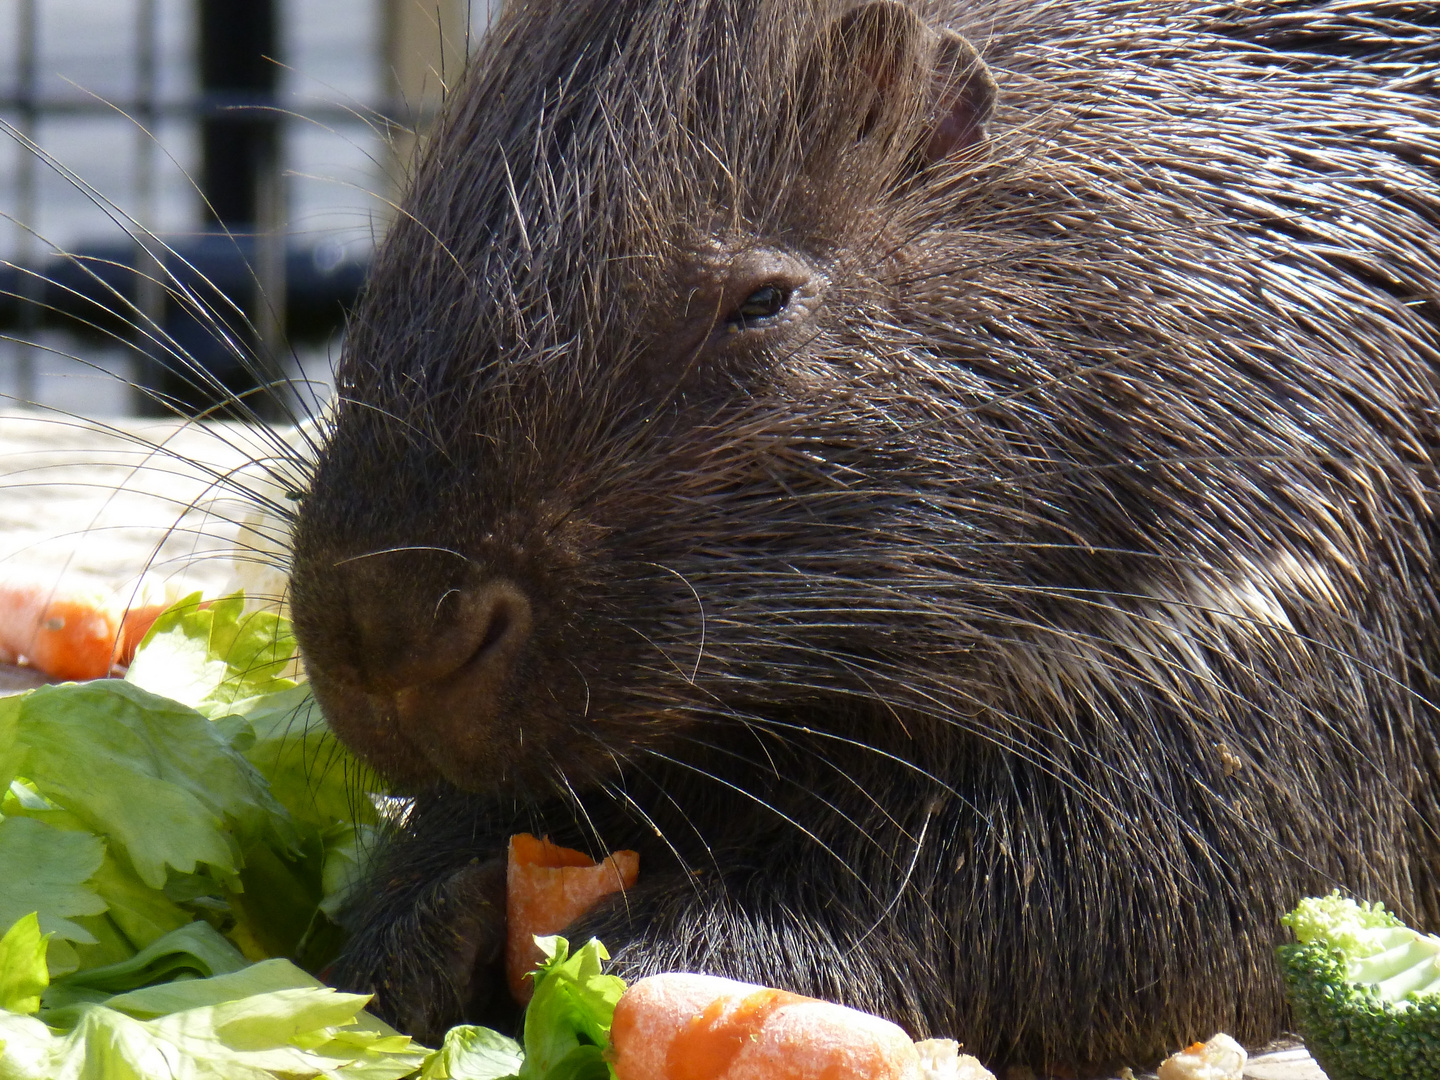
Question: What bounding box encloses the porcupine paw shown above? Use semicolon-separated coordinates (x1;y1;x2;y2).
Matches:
328;856;515;1045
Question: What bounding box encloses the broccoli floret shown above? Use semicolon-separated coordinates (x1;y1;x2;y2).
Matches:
1278;891;1440;1080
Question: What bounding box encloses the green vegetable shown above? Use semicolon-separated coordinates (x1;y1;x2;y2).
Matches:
1279;891;1440;1080
518;937;626;1080
420;1026;525;1080
0;914;429;1079
419;936;623;1080
0;913;622;1080
0;590;635;1079
41;919;249;1024
123;592;301;714
0;594;375;979
0;914;48;1016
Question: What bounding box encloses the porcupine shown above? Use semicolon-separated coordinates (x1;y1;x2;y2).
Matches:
284;0;1440;1073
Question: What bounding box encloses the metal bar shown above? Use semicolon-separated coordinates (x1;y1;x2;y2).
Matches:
382;0;468;197
185;0;287;418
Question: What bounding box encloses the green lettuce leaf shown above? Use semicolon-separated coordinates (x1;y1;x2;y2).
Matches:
98;956;322;1018
230;684;380;831
0;1010;55;1079
0;590;452;1079
415;937;628;1080
0;694;19;795
0;913;49;1016
72;845;195;964
42;920;249;1023
421;1025;525;1080
14;679;296;890
124;593;298;716
4;986;428;1080
0;914;431;1080
0;815;106;945
517;937;626;1080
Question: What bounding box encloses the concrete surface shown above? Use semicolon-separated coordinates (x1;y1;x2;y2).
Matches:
1240;1045;1326;1079
0;407;303;596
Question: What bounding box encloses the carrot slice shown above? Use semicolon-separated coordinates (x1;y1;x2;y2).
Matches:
610;973;997;1080
506;833;639;1003
0;578;122;681
610;973;936;1080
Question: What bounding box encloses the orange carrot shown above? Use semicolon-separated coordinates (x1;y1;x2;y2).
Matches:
506;833;639;1002
0;577;122;681
609;973;996;1080
610;976;911;1080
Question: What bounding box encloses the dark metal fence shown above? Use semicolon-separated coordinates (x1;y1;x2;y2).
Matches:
0;0;436;416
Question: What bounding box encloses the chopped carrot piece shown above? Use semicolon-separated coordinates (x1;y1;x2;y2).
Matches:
0;572;195;680
0;578;121;681
609;973;970;1080
506;833;639;1003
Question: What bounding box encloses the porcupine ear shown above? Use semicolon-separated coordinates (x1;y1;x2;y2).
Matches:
800;1;995;174
924;27;996;160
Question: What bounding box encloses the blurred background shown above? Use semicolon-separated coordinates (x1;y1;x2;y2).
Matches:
0;0;497;419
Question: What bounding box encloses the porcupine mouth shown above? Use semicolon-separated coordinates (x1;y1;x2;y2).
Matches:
308;656;616;797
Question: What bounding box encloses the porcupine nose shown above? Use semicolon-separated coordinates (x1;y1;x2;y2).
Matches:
339;557;533;698
292;543;539;787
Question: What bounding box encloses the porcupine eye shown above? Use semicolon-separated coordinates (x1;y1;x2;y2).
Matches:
728;284;791;329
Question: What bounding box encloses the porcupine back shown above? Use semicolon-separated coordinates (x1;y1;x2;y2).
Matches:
288;0;1440;1072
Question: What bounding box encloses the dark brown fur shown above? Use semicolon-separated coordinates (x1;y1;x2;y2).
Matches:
286;0;1440;1073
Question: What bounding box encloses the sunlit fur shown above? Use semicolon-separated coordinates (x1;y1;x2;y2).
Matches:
279;0;1440;1073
